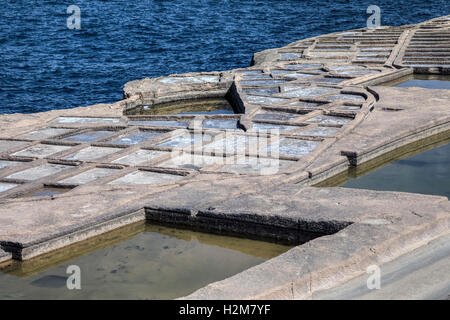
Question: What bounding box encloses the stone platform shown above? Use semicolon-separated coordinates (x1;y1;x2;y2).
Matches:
0;15;449;299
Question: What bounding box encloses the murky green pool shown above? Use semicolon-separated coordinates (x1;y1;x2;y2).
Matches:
125;98;236;115
0;222;292;300
316;132;450;198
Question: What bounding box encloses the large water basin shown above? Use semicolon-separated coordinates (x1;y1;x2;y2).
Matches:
315;133;450;198
0;222;292;300
124;98;236;115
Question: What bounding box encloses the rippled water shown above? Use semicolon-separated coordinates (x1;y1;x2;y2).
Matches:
316;134;450;198
0;223;292;299
1;1;448;114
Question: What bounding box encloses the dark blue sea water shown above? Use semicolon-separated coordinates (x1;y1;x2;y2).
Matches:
0;1;448;114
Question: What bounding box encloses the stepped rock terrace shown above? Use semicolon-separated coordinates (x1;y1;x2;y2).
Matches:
0;15;449;299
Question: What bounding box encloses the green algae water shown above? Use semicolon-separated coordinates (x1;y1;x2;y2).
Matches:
124;98;236;115
0;223;291;300
316;132;450;198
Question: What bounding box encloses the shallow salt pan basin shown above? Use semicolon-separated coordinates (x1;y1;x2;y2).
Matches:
59;168;119;185
0;140;29;154
63;147;121;161
219;157;295;175
296;126;341;136
157;132;216;149
0;182;18;193
110;131;165;145
61;130;114;143
327;94;366;102
246;96;289;105
109;171;184;185
11;144;71;158
158;153;226;170
128;120;189;128
263;138;320;157
202;119;240;130
278;87;338;98
19;128;72;140
112;150;168;166
52;117;121;124
0;160;27;170
252;122;302;132
306;115;352;125
254;110;303;121
6;164;72;181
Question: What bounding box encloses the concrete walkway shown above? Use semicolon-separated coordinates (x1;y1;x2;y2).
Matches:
313;234;450;300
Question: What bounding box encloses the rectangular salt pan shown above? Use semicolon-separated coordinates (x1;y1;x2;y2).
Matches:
202;135;250;154
280;53;302;59
278;87;338;98
20;128;72;140
285;64;322;70
306;115;352;125
202;119;240;130
254;111;302;121
283;73;317;80
247;96;288;105
62;130;114;142
0;160;27;169
296;126;340;136
219;157;295;175
59;168;118;185
240;80;287;86
112;150;167;166
339;70;380;75
52;117;120;124
327;94;366;102
128;120;189;128
110;131;164;145
157;133;215;148
312;77;346;84
285;101;322;108
263;138;320;156
64;147;121;161
158;153;226;170
11;144;72;158
0;140;29;153
241;74;272;80
24;187;71;197
253;123;301;132
6;164;72;181
243;87;279;95
109;171;184;185
234;70;263;75
0;182;18;193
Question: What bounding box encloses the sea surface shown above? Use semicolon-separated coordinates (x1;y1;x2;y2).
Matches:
1;0;449;114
